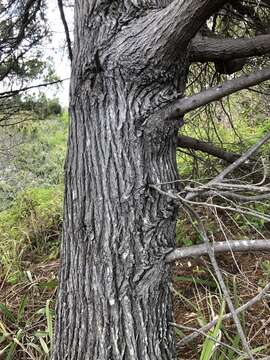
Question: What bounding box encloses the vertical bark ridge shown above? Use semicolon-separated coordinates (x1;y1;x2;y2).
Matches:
54;67;182;358
54;2;191;359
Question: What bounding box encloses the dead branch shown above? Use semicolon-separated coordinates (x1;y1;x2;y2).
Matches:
166;239;270;263
151;184;255;358
196;190;270;202
210;131;270;184
172;322;244;355
0;79;69;99
177;282;270;346
180;201;254;358
151;185;270;223
57;0;73;62
185;130;270;201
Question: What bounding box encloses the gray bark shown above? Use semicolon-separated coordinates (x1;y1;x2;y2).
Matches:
53;1;248;359
53;2;183;359
190;34;270;62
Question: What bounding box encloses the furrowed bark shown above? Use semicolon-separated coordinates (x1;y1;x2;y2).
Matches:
53;1;262;359
53;1;194;359
54;74;179;359
190;34;270;62
104;0;228;63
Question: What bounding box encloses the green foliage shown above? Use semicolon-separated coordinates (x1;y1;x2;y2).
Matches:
200;300;225;360
176;218;202;246
0;112;68;211
21;94;63;120
0;110;67;282
260;259;270;281
178;90;270;180
0;186;63;279
0;296;54;359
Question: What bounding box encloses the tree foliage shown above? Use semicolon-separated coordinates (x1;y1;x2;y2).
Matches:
0;0;48;83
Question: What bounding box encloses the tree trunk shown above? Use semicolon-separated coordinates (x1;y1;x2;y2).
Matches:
51;1;270;358
53;73;185;359
52;1;221;359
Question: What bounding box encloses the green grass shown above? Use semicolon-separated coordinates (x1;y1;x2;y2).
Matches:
0;112;68;211
0;185;63;281
0;292;55;359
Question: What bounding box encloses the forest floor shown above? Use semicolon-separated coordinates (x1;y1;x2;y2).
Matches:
1;243;270;359
174;251;270;359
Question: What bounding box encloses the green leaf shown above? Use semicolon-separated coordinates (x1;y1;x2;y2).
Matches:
34;330;49;338
0;303;16;322
39;337;50;355
17;295;28;323
45;300;53;345
5;341;17;360
200;300;225;360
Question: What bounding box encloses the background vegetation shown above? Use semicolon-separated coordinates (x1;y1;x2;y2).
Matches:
0;88;269;358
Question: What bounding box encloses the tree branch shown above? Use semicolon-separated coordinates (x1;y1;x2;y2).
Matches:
176;281;270;346
185;130;270;200
165;239;270;263
0;78;69;99
210;131;270;184
178;201;254;358
162;67;270;120
107;0;228;63
177;134;240;163
172;322;243;355
190;34;270;63
57;0;73;62
196;190;270;202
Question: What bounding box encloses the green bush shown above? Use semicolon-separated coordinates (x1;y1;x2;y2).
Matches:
21;94;63;119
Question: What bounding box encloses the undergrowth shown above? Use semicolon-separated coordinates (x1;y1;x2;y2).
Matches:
0;97;270;358
0;185;63;282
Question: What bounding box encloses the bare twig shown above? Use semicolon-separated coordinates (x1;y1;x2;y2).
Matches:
151;185;255;358
177;282;270;346
196;190;270;202
186;183;270;193
57;0;73;62
0;78;69;99
210;131;270;184
185;131;270;200
152;185;270;223
181;202;255;359
172;322;244;355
